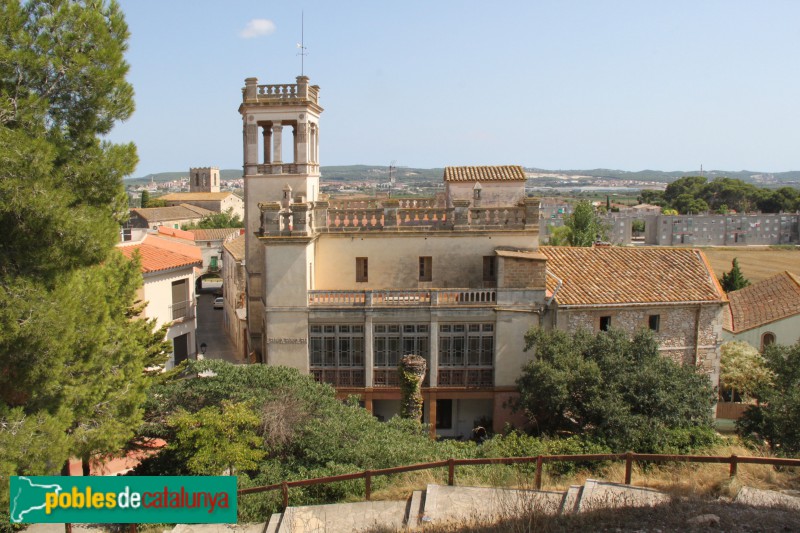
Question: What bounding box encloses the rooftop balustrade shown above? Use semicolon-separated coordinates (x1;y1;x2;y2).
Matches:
258;198;541;236
307;289;497;307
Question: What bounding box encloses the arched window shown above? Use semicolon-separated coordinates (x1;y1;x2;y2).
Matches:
761;332;776;352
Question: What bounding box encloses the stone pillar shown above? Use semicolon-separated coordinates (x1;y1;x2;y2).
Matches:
272;122;283;165
258;202;281;235
292;203;309;234
244;119;258;176
296;75;309;98
383;199;399;228
243;77;257;100
429;316;439;387
453;199;470;228
524;197;541;230
364;313;374;387
427;392;437;439
312;201;329;232
262;127;271;165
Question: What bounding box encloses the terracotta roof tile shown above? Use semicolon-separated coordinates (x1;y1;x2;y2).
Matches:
540;246;726;306
117;242;202;274
727;271;800;332
223;234;246;261
130;204;214;222
189;228;243;241
160;192;234;201
444;165;526;182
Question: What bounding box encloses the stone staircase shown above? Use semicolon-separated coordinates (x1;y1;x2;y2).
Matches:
262;479;671;532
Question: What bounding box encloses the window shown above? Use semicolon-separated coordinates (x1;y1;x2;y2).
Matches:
356;257;368;282
483;256;496;282
761;332;776;352
599;316;611;331
373;324;429;367
648;314;660;332
439;324;494;367
310;325;364;367
419;256;432;281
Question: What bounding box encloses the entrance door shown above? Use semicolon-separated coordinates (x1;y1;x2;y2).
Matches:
173;333;189;365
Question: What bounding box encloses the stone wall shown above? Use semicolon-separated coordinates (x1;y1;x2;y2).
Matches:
556;304;726;384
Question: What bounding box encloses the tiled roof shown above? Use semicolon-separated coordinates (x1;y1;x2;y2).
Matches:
223;234;246;261
157;226;196;241
444;165;526;182
160;192;234;201
189;228;243;242
540;246;726;306
726;271;800;332
117;241;202;274
130;204;214;222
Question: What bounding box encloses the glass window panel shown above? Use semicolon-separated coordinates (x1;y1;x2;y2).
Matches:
468;336;481;365
469;324;480;332
481;336;494;366
339;338;352;366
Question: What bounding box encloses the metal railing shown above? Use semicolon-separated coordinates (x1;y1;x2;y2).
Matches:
238;452;800;510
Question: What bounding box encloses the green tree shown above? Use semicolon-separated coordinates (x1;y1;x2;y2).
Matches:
737;341;800;455
663;176;707;205
552;200;608;247
182;207;244;230
719;341;772;402
547;224;571;246
0;0;163;503
638;189;665;206
140;189;150;208
719;258;750;293
516;328;717;453
672;193;709;214
631;219;646;236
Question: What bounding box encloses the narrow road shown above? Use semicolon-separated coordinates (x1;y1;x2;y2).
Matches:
195;281;240;364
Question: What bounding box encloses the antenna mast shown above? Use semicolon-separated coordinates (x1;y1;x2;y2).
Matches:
297;11;308;76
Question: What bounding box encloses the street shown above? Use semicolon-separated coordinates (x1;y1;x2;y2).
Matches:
195;280;240;364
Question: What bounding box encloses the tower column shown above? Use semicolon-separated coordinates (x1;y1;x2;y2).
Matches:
272;122;283;164
262;126;272;165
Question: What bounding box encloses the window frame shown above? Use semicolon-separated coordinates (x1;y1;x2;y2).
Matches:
419;256;432;282
356;257;368;282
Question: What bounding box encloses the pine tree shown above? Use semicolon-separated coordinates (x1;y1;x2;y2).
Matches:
0;0;163;503
719;258;751;293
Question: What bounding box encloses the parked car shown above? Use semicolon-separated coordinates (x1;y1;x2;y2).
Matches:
213;297;224;309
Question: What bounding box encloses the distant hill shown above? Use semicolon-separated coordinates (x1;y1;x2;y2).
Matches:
125;166;800;187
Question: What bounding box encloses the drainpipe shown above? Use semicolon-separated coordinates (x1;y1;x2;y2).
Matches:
545;270;563;307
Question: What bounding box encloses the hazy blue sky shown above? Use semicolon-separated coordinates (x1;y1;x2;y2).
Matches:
110;1;800;177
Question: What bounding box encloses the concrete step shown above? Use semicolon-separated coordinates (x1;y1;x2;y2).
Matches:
560;485;582;515
735;486;800;510
277;499;408;533
265;512;282;533
577;479;670;513
420;483;566;527
406;490;424;529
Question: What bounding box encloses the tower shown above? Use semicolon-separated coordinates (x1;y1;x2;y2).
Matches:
189;166;220;193
239;75;323;361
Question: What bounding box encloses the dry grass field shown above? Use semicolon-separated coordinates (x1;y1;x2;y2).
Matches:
697;246;800;284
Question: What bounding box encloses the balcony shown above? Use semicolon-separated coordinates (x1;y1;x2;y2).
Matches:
308;289;497;308
169;300;195;321
438;368;494;388
311;368;365;387
373;368;430;388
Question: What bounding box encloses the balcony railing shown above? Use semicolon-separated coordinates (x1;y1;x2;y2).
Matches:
373;368;430;388
311;368;365;387
169;300;195;321
438;368;494;388
308;289;496;307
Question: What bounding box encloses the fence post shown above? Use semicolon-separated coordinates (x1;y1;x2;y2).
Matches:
281;482;289;509
448;458;455;486
129;524;138;533
534;455;543;490
365;470;372;500
730;454;738;478
65;524;72;533
624;452;633;485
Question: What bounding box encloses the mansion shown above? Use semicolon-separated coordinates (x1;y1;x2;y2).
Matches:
239;75;728;438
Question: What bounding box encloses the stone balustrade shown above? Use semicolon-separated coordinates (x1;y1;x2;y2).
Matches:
260;198;540;236
243;76;321;105
307;289;497;307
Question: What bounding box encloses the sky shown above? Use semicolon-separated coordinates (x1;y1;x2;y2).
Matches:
110;1;800;177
